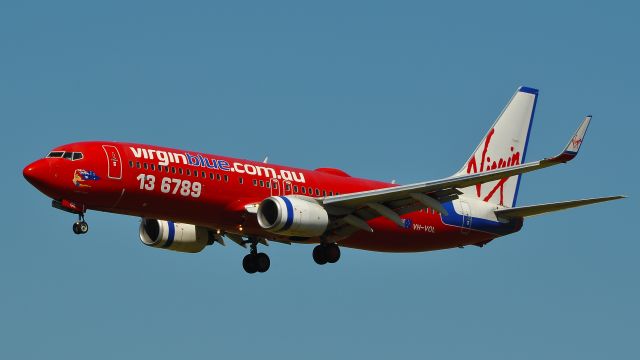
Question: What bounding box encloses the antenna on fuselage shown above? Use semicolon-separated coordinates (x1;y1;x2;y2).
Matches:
263;156;269;164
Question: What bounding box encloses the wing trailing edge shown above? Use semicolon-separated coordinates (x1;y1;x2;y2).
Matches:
494;195;625;220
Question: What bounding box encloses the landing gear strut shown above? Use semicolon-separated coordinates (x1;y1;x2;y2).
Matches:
242;239;270;274
313;243;340;265
72;213;89;235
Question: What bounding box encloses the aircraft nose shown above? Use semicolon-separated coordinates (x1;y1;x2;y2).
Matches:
23;159;51;188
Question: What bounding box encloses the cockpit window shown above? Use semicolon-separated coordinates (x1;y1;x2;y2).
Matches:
46;151;84;160
46;151;64;158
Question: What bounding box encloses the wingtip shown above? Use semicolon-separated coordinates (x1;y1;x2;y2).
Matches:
518;86;539;95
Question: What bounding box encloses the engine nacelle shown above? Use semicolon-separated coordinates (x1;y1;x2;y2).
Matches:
139;219;213;253
257;196;329;237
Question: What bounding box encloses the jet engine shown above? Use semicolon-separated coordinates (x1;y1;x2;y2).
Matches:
139;219;214;253
257;196;329;237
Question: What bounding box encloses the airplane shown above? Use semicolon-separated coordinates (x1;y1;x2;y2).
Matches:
23;86;624;274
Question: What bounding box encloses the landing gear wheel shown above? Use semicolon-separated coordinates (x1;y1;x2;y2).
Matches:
256;253;270;273
72;213;89;235
79;221;89;234
313;244;340;265
242;239;271;274
313;245;327;265
325;244;341;264
72;222;81;234
243;254;258;274
72;221;89;235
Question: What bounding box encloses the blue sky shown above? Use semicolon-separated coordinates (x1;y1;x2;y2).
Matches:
1;1;637;359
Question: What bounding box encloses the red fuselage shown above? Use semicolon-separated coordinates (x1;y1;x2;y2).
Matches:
23;141;506;252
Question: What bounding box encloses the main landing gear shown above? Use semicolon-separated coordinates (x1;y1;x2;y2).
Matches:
242;239;270;274
72;213;89;235
313;243;341;265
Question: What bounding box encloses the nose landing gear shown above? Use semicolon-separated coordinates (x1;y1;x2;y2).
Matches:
72;214;89;235
242;238;270;274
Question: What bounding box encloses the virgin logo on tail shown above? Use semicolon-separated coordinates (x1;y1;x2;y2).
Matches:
465;128;521;205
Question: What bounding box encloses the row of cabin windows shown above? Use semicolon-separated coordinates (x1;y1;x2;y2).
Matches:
251;178;339;196
129;160;340;197
129;160;229;182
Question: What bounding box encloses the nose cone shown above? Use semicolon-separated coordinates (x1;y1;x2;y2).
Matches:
23;159;51;189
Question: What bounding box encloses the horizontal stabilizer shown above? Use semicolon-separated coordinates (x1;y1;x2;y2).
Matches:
494;195;625;219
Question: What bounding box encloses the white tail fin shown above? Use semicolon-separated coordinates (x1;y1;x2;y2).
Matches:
455;86;538;207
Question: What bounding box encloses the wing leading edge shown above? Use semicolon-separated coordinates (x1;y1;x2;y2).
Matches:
323;116;593;211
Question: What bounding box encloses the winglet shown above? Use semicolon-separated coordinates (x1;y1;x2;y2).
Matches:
552;115;591;163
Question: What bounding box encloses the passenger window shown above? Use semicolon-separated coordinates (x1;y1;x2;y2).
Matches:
209;173;214;180
266;181;270;188
253;179;258;186
216;174;221;181
143;163;148;170
151;164;155;171
273;182;278;189
179;168;183;175
239;177;244;184
294;185;299;193
194;170;198;177
329;191;334;196
201;171;206;178
285;183;291;191
136;162;141;168
129;161;133;168
322;190;326;196
186;169;191;176
171;167;176;173
315;189;320;196
301;187;306;194
224;175;228;182
259;180;264;187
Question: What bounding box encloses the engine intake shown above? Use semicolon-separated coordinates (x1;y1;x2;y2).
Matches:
257;196;329;237
139;219;213;253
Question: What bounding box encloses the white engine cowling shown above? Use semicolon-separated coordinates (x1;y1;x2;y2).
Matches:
257;196;329;237
139;219;213;253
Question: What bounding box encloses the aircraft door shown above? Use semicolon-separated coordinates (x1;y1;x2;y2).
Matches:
102;145;122;180
282;181;293;196
460;200;472;235
269;179;280;196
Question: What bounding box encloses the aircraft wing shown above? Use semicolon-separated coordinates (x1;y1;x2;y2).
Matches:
324;116;591;210
494;196;625;219
320;116;594;239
